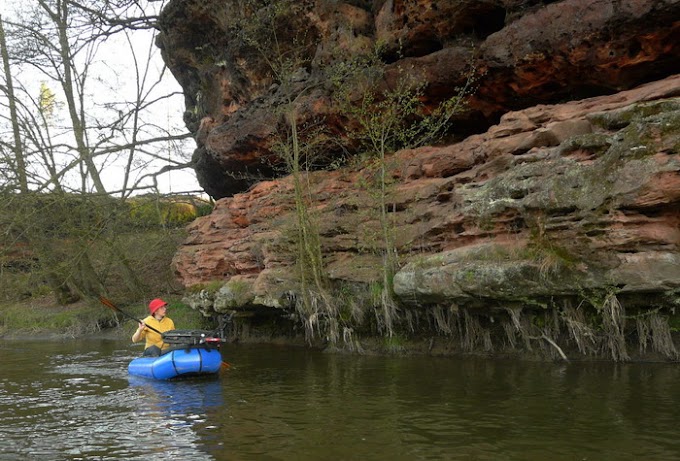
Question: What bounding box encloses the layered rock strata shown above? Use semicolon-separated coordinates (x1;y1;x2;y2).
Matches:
158;0;680;358
173;75;680;302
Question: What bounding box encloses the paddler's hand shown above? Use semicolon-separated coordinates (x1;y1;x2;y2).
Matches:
132;321;146;343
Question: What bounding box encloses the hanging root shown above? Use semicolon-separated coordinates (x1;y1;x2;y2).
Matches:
503;321;517;349
562;301;597;356
461;309;493;352
295;293;320;345
504;307;532;351
342;326;364;353
295;289;339;345
371;283;400;338
381;288;398;337
432;305;454;335
600;292;629;361
507;307;522;331
404;309;416;333
636;312;678;359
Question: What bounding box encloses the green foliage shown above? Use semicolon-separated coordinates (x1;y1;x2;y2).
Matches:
186;280;224;294
668;312;680;332
368;281;384;306
227;279;251;298
38;81;57;120
383;334;405;353
1;193;120;239
195;199;215;217
329;50;474;339
331;48;474;155
0;271;46;303
92;228;187;303
162;300;212;330
0;191;196;306
0;297;211;338
128;196;199;229
0;300;118;337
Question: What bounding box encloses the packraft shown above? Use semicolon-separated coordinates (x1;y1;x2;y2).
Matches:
128;329;224;380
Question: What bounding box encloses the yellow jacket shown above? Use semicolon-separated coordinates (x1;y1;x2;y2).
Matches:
138;315;175;350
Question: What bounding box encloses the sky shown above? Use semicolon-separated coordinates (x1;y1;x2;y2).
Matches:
0;0;205;197
95;28;202;196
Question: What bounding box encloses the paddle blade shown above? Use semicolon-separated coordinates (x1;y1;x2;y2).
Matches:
97;296;145;328
220;361;232;370
98;296;117;311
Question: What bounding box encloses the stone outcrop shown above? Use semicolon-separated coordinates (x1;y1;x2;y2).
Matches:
156;0;680;198
173;75;680;306
158;0;680;358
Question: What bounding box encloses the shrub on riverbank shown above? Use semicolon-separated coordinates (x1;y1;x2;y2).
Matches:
0;193;212;307
0;296;213;339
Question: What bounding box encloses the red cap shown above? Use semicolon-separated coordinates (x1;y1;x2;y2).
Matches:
149;298;168;314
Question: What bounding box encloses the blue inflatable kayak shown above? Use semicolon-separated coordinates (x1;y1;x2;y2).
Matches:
128;329;226;380
128;346;223;380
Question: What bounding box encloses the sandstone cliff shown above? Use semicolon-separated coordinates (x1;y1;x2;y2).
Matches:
157;0;680;360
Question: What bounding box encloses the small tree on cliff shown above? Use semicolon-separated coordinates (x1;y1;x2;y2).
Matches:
272;110;340;344
332;47;474;336
225;0;476;342
227;0;345;344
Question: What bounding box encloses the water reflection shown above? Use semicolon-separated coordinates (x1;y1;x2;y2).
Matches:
128;376;223;421
1;340;680;460
205;347;680;460
0;340;220;460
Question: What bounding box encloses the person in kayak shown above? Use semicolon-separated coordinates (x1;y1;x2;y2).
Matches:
131;298;176;356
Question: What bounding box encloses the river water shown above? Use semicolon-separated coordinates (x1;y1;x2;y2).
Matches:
1;339;679;460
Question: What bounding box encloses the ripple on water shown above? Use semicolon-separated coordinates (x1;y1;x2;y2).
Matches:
0;342;212;460
4;342;680;460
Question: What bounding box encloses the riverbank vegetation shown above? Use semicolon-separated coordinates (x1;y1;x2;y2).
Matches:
0;2;216;338
0;295;212;339
0;194;214;338
225;0;477;350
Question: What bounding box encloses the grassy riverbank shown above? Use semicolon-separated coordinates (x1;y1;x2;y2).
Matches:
0;296;213;340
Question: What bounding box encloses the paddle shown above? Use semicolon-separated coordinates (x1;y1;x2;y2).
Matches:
98;296;163;335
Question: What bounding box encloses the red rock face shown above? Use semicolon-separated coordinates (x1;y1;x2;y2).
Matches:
158;0;680;198
158;1;680;319
172;76;680;311
157;0;680;198
476;0;680;110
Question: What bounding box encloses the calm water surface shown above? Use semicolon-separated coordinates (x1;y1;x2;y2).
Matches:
1;339;679;460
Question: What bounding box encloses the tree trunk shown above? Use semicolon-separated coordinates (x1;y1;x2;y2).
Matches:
0;15;29;193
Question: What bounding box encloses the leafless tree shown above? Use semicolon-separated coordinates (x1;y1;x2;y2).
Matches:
1;0;194;197
0;1;200;304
